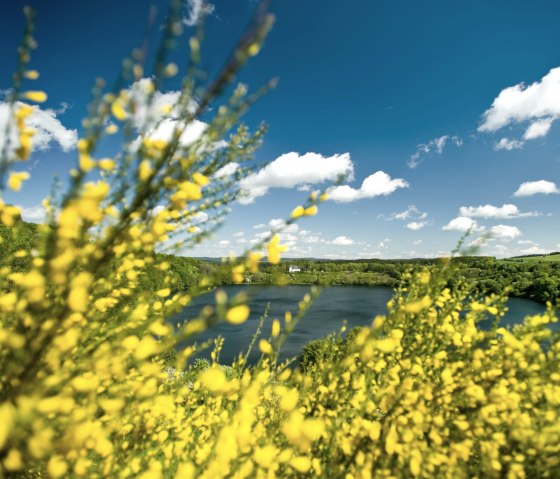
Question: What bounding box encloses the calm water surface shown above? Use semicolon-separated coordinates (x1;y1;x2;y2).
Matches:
170;285;546;364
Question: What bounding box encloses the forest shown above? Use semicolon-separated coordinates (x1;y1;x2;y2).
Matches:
3;219;560;305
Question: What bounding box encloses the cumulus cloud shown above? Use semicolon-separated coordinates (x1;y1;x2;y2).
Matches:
128;79;215;150
327;171;408;203
239;152;353;204
514;180;560;197
479;67;560;142
494;138;524;150
520;245;548;255
406;221;427;231
0;101;77;155
331;235;354;246
183;0;215;26
408;135;462;169
490;224;521;239
523;118;554;140
21;205;46;222
459;203;538;219
442;216;479;232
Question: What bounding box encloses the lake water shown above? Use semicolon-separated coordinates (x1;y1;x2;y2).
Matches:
170;285;546;365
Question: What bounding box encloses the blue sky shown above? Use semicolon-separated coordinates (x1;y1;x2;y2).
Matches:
2;0;560;259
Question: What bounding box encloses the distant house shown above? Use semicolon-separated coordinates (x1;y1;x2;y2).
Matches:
288;265;301;273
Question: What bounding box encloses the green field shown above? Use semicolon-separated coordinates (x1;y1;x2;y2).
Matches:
505;252;560;263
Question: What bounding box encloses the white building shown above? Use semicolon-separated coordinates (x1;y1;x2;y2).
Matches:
288;265;301;273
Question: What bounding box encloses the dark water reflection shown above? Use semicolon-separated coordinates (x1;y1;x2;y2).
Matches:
169;285;546;365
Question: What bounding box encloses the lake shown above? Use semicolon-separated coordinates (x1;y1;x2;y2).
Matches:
170;285;546;365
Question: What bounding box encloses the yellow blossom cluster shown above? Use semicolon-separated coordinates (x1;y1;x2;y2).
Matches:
0;4;558;479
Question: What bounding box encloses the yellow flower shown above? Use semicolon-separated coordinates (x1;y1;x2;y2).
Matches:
3;449;23;471
226;305;250;324
247;251;262;273
231;264;244;283
7;172;30;191
47;456;68;478
98;158;115;171
254;445;278;468
23;70;40;80
22;91;47;103
68;272;93;312
174;463;196;479
16;130;33;160
134;336;160;360
259;339;273;354
139;160;153;181
192;172;209;186
164;63;179;77
290;456;311;473
111;100;127;120
304;205;318;216
199;367;226;393
79;153;96;172
0;402;15;449
291;206;304;219
279;388;299;412
271;319;281;337
403;295;432;313
105;123;118;134
267;234;287;264
15;104;34;120
248;42;261;56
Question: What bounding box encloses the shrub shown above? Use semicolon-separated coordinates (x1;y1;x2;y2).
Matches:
0;3;559;479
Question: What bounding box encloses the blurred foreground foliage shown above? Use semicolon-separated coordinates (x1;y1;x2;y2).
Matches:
0;2;559;478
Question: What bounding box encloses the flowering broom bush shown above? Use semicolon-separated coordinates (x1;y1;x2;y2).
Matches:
0;2;559;478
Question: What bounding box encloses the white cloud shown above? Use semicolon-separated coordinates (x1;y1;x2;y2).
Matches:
494;138;524;150
378;238;391;249
239;152;353;204
408;135;462;168
0;101;77;156
523;118;554;140
388;205;427;221
192;211;209;224
520;246;548;255
479;67;560;137
140;117;208;147
459;203;538;219
442;216;479;232
218;240;230;246
406;221;427;231
128;79;223;152
468;236;489;248
183;0;215;26
331;235;354;246
269;218;285;230
214;162;239;178
130;80;183;126
21;205;46;222
514;180;560;197
327;171;408;203
490;224;521;239
232;231;244;238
